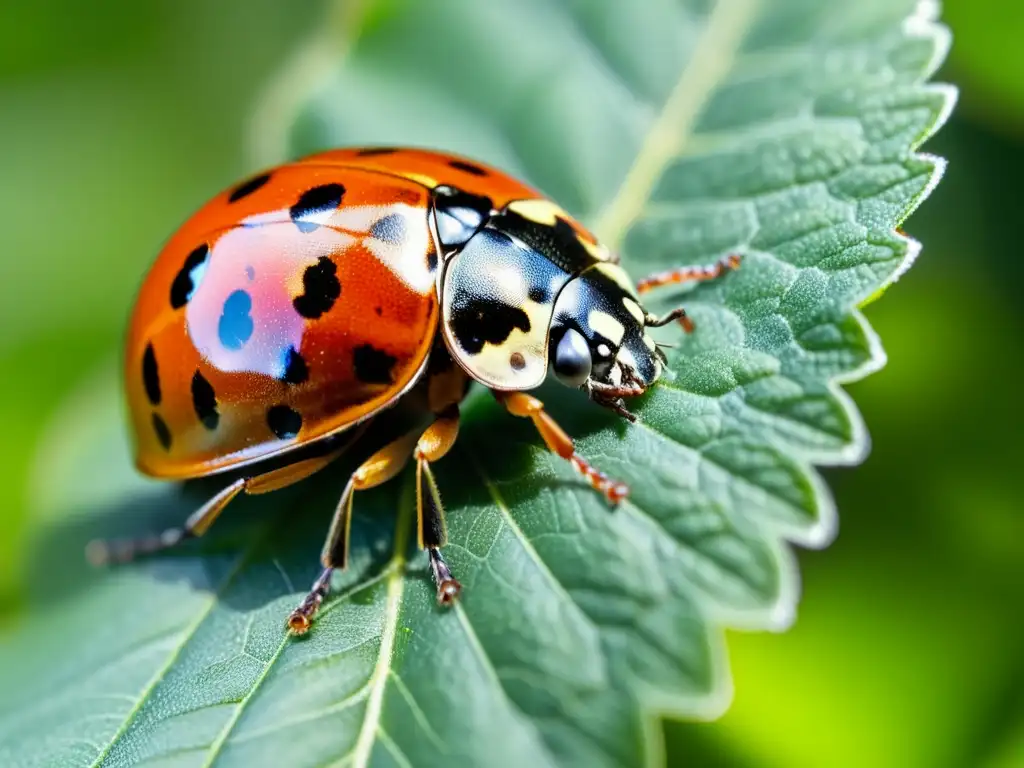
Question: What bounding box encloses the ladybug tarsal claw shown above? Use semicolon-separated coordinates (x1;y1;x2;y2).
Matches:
286;565;333;635
428;549;461;607
436;579;462;606
287;610;313;636
286;593;322;635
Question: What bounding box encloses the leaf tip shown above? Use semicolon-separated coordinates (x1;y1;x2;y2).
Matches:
910;0;941;25
906;0;952;69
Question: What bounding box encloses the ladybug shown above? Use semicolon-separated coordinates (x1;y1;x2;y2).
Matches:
90;147;739;633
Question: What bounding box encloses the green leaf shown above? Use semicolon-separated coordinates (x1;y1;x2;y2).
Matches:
0;1;952;766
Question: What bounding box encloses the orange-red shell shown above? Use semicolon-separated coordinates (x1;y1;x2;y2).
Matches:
125;148;599;479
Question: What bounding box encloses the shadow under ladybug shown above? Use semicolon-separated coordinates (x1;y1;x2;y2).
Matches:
93;146;740;634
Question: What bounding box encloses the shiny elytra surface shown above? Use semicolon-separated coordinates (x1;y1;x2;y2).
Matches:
125;161;444;478
125;148;583;479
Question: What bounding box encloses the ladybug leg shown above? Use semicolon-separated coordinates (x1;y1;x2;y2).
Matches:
413;405;462;606
287;431;419;635
86;449;346;566
494;391;629;504
635;254;741;294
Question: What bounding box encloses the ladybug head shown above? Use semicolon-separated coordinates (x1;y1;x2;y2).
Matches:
548;264;663;397
438;224;663;401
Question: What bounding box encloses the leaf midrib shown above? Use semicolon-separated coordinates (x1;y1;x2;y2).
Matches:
350;551;407;767
197;569;394;765
62;2;948;766
87;492;412;767
202;640;288;766
593;0;761;248
87;549;255;768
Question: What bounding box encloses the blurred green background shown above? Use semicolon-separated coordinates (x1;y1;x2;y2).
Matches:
0;1;1020;766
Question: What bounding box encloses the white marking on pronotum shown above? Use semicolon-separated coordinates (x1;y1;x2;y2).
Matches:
589;310;625;345
623;297;645;324
507;198;568;226
490;263;529;303
594;263;637;295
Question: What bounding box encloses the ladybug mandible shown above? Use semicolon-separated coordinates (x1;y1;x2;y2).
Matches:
91;147;739;633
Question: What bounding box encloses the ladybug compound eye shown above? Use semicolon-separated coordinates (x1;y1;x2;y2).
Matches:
552;327;592;388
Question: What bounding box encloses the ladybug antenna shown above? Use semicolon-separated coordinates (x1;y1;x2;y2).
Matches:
645;308;695;333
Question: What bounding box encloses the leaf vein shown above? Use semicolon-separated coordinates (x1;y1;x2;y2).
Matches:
376;726;415;768
202;569;399;763
201;636;289;767
87;551;255;768
225;683;371;748
350;485;414;768
452;605;554;762
464;446;600;635
388;670;447;753
627;413;813;533
594;0;762;246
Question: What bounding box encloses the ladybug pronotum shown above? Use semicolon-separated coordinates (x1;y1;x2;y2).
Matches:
91;147;739;633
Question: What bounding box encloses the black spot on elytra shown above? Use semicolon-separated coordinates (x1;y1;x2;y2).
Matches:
281;346;309;385
293;257;341;319
448;159;488;176
290;183;345;233
228;173;271;203
370;213;406;243
218;290;254;350
450;298;530;355
510;352;526;370
356;147;398;156
152;413;172;450
142;343;161;405
170;244;210;309
374;306;383;316
353;344;397;385
191;371;219;430
267;405;302;439
426;244;438;272
528;285;548;303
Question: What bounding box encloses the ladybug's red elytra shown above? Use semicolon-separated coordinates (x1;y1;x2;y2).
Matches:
92;147;739;633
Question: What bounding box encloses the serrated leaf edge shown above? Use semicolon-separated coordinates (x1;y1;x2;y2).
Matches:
243;0;959;749
54;1;958;766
